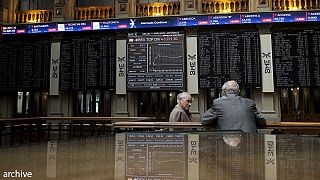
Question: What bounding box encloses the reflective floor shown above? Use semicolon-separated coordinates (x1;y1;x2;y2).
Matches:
0;132;320;180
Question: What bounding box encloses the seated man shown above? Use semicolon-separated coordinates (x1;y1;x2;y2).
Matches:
169;92;192;122
201;80;265;133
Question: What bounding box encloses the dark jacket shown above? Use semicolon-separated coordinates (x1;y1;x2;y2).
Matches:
201;94;265;133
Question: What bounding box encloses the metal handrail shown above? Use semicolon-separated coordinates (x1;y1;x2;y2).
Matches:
1;118;320;147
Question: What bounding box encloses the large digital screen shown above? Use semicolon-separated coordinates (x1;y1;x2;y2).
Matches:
272;29;320;87
0;37;50;92
127;31;185;90
2;10;320;35
198;31;261;88
59;35;116;91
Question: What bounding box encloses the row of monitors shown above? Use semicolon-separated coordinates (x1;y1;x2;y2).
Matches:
0;29;320;92
2;10;320;34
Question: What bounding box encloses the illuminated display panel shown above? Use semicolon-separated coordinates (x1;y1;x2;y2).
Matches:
0;37;50;92
59;34;116;91
127;31;185;90
2;11;320;35
272;29;320;87
198;30;261;88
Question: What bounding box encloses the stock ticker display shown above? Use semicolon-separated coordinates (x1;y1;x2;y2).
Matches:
127;32;185;90
198;31;261;88
0;38;50;92
272;29;320;87
59;35;116;91
2;11;320;35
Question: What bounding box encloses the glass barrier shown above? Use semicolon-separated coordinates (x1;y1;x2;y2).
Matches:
0;132;319;179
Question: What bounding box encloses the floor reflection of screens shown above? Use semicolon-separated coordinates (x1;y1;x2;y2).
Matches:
126;133;186;179
107;132;320;180
199;133;265;180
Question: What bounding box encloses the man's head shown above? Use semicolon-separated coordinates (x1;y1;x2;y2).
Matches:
222;80;239;95
177;92;192;111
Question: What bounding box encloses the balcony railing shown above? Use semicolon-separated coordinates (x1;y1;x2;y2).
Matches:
1;117;320;147
201;0;249;13
16;10;53;23
74;6;115;20
136;2;180;17
273;0;320;10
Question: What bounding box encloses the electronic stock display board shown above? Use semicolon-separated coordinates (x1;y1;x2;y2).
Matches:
198;31;261;88
2;11;320;35
127;31;185;90
59;35;116;91
0;38;50;92
272;29;320;87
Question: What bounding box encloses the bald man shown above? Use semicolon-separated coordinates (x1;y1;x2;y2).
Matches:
201;80;265;132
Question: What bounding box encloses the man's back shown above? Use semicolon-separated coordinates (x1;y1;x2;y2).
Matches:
202;94;264;133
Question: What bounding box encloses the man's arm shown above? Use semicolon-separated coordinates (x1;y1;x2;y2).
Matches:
201;106;218;125
250;102;266;127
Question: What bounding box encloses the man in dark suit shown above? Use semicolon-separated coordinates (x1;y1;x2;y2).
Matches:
201;80;265;132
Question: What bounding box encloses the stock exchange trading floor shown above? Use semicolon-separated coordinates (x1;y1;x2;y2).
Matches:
0;131;320;180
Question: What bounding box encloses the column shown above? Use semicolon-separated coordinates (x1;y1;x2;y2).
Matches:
48;36;63;116
9;0;19;23
183;0;198;15
116;0;129;18
258;25;280;121
186;29;200;120
53;0;66;22
115;39;129;116
253;0;272;12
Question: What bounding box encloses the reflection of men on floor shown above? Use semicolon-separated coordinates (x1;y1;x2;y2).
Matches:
169;92;192;122
201;80;265;132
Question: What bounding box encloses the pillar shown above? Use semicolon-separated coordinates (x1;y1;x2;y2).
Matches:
258;25;280;121
186;27;200;121
115;39;129;116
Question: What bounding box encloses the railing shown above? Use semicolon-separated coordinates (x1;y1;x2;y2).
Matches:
136;2;180;17
112;121;320;135
273;0;320;10
282;114;320;122
74;6;115;20
113;121;320;130
0;117;153;146
16;10;53;23
1;117;320;147
201;0;249;13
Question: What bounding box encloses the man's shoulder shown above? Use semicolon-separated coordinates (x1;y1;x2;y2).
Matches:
213;97;224;103
169;105;182;116
171;105;184;113
239;96;255;104
215;95;254;103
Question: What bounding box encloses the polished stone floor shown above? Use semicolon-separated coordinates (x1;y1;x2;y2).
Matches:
0;132;320;180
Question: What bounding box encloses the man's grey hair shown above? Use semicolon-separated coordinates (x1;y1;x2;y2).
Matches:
222;80;239;95
177;92;190;104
